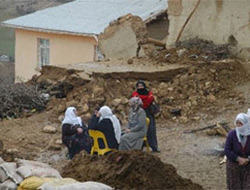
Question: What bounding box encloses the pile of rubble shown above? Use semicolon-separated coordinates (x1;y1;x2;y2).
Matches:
176;37;232;61
28;56;247;125
3;37;244;124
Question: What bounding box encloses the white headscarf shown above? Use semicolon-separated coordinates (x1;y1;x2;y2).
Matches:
235;113;250;142
99;106;121;143
62;107;82;126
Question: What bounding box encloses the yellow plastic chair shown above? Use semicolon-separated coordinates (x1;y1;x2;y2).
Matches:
143;117;150;153
88;129;117;155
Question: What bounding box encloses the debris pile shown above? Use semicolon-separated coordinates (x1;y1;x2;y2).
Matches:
25;53;247;125
176;37;232;61
156;37;233;64
32;60;246;125
62;151;203;190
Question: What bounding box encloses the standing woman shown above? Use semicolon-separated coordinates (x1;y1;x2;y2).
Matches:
225;113;250;189
119;97;147;151
89;106;121;150
132;80;160;152
62;107;91;159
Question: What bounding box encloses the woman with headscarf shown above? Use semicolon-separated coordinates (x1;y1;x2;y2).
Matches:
62;107;91;159
89;106;121;150
225;113;250;189
119;97;147;151
131;80;160;152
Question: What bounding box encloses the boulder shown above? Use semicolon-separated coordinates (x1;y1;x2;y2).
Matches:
42;126;57;134
112;98;122;107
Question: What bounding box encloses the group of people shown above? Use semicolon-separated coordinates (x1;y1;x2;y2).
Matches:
61;79;250;189
61;80;160;159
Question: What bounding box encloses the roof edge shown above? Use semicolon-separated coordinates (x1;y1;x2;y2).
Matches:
1;22;98;40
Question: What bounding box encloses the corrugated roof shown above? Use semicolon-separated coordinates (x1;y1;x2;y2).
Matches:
2;0;167;36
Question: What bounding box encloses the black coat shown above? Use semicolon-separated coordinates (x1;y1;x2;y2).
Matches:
88;117;119;149
62;122;91;158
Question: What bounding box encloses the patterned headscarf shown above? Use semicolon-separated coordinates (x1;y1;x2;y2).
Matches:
62;107;82;126
99;106;121;143
129;97;143;112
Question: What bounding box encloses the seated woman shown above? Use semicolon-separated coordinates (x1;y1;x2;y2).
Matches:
62;107;91;159
119;97;147;151
89;106;121;150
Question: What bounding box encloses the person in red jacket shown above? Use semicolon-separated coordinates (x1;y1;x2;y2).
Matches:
132;80;160;152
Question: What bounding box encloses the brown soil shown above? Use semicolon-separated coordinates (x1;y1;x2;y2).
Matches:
62;150;202;190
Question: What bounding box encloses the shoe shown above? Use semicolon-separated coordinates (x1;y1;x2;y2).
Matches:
151;149;161;153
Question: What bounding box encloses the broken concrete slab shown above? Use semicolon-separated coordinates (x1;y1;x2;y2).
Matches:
91;66;189;82
99;26;143;59
99;14;157;60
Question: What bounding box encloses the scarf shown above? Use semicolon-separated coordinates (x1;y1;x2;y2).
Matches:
62;107;82;126
99;106;121;143
235;113;250;143
129;96;143;113
136;80;149;95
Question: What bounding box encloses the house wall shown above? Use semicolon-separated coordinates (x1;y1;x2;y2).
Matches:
15;29;97;81
167;0;250;60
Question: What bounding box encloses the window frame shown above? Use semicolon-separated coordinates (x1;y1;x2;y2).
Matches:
38;38;50;68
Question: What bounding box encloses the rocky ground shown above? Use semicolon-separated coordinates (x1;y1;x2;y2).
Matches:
0;41;250;189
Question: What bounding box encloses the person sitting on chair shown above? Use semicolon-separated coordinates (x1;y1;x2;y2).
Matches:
132;80;160;153
62;107;91;159
89;106;121;150
119;97;147;151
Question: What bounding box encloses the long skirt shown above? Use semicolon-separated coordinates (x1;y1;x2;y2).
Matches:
145;109;158;151
63;133;92;159
119;132;144;151
226;159;250;190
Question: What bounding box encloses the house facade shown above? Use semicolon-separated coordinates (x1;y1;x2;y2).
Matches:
15;29;97;81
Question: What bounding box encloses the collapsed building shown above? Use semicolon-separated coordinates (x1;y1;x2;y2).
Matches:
167;0;250;61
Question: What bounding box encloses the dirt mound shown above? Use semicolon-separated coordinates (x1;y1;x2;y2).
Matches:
62;151;203;190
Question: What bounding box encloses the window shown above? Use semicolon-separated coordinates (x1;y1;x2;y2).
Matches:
38;38;50;67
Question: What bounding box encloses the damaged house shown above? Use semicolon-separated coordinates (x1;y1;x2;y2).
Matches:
167;0;250;60
2;0;168;81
